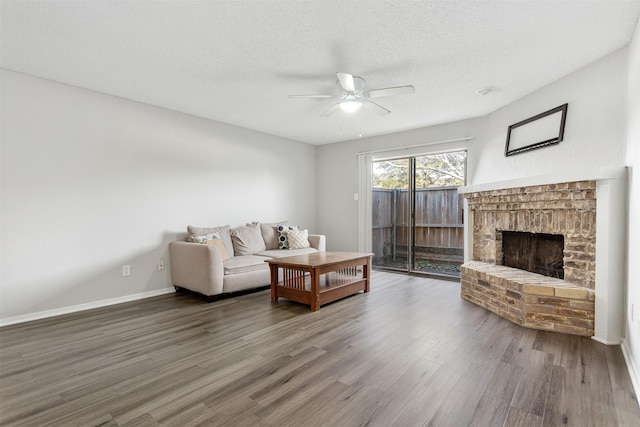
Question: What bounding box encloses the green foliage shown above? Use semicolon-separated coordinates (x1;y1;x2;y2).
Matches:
372;151;466;189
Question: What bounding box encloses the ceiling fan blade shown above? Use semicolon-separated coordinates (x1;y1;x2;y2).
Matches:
364;85;415;99
336;72;356;92
364;99;391;116
288;94;337;98
320;103;341;117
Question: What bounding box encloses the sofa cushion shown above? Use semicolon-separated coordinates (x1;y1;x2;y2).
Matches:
257;247;318;258
188;225;234;258
287;229;311;249
277;224;299;249
223;255;270;275
259;221;289;250
230;223;267;256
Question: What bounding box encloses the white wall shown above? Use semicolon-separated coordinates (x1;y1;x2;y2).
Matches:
473;47;627;183
623;15;640;398
0;70;317;323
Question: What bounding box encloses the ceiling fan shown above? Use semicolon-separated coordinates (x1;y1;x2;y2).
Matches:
288;72;415;117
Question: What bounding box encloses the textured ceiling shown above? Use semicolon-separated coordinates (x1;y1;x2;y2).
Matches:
2;1;639;145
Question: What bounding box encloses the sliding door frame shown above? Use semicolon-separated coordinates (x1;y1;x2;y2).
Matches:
364;147;469;277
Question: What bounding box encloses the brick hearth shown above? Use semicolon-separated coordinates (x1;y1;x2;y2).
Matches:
460;180;596;336
461;261;595;336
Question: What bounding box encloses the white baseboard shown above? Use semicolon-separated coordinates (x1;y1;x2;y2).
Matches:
0;287;176;327
621;339;640;406
592;335;622;345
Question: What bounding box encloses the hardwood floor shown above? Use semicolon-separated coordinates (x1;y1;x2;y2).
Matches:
1;271;638;426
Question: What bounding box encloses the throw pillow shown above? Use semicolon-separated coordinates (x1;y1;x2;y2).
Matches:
277;224;299;249
230;223;267;256
188;225;234;258
204;239;230;261
189;231;221;243
287;229;310;250
258;220;289;250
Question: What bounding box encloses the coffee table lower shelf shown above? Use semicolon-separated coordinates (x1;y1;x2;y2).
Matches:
274;273;368;309
267;252;373;311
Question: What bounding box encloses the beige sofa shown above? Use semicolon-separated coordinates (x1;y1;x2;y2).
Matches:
169;221;325;299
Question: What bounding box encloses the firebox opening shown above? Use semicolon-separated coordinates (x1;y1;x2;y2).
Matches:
501;231;564;279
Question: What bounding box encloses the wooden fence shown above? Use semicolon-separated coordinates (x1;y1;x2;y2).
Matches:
372;187;464;266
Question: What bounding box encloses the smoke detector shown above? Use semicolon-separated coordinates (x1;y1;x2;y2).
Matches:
475;86;497;96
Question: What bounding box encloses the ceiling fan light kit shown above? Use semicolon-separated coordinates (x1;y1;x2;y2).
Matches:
339;100;363;113
289;72;415;117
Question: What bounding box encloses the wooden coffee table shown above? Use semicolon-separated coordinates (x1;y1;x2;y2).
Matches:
266;252;373;311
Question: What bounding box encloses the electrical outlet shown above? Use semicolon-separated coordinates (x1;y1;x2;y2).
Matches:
122;265;131;277
158;260;165;271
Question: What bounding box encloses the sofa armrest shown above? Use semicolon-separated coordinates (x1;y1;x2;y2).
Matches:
308;234;326;252
169;241;224;296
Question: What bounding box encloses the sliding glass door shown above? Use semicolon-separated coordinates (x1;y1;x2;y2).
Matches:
371;159;410;272
411;152;466;276
371;151;466;277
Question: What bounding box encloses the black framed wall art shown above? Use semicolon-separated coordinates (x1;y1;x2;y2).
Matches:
505;103;568;157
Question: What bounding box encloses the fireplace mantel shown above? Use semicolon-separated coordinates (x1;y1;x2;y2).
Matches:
458;167;627;344
458;167;626;195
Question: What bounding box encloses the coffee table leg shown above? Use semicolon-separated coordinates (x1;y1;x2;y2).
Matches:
270;264;279;302
364;257;371;293
310;268;320;311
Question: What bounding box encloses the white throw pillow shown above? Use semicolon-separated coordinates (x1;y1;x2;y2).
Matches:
287;229;310;250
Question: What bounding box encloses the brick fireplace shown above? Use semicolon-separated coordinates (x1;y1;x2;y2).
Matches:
460;181;596;336
458;170;626;343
